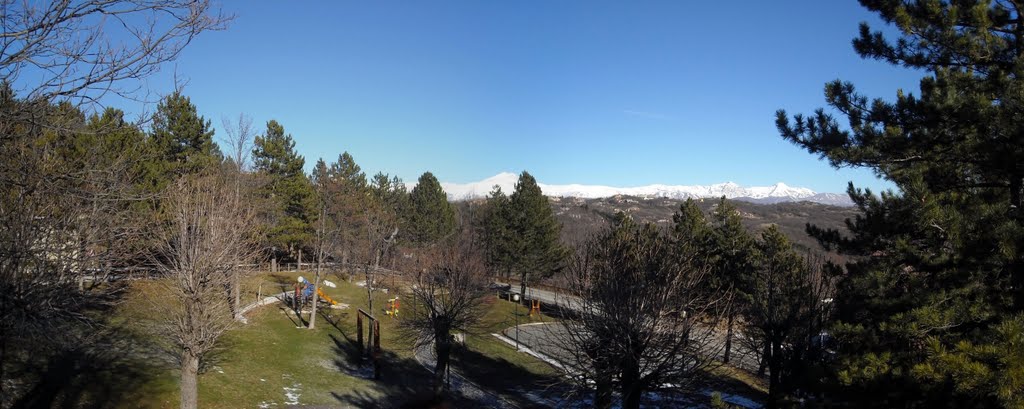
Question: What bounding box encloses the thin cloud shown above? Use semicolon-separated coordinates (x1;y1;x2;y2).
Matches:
623;109;673;120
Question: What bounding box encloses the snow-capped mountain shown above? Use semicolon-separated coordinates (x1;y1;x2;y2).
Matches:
440;172;853;206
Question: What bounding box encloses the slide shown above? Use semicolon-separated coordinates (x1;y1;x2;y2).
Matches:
296;277;338;306
317;288;338;305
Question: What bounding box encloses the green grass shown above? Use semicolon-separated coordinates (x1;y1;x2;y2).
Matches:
109;270;561;408
94;270;763;408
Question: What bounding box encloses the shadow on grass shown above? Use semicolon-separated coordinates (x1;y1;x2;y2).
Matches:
451;345;565;408
8;327;167;409
325;327;440;408
694;364;768;404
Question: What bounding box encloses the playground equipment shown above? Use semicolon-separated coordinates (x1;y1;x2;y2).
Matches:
294;276;338;307
357;308;382;380
385;296;400;317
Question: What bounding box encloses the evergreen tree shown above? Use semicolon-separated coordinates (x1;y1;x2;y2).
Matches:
746;226;822;409
406;172;456;245
369;171;408;266
252;120;315;259
327;152;369;264
311;158;329;187
148;91;221;183
509;171;569;297
776;1;1024;407
710;197;756;365
671;198;714;259
480;185;516;279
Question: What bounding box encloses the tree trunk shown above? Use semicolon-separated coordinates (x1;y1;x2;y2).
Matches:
180;350;200;409
231;268;240;319
433;337;452;397
724;311;734;364
594;370;613;409
519;272;527;303
366;265;374;315
589;340;612;408
621;358;643;409
758;340;770;377
767;340;782;409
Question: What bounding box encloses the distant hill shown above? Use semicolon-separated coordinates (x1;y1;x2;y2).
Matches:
547;195;856;258
458;194;858;277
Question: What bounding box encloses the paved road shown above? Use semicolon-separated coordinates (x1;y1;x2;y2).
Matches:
497;282;762;374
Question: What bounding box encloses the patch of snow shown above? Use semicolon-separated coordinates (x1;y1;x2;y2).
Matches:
283;383;302;405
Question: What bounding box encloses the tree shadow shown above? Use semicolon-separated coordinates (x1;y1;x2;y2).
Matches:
275;299;309;328
692;364;768;405
325;330;443;408
8;326;167;409
450;345;567;408
319;307;485;408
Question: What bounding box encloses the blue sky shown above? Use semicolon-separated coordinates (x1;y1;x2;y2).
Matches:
131;1;923;193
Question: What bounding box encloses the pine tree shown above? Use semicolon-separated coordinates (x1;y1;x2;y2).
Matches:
327;152;369;264
481;185;516;279
710;197;755;365
746;225;820;409
508;171;568;297
671;198;714;259
252;120;315;260
368;171;408;266
776;1;1024;407
148;91;221;182
406;172;456;245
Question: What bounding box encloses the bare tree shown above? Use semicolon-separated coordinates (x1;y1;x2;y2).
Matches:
362;207;399;315
307;196;337;330
1;0;231;117
154;173;257;409
401;237;490;397
220;113;254;171
553;215;727;409
0;96;150;404
220;112;254;318
361;173;405;314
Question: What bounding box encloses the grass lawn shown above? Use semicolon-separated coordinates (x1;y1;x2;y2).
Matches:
452;295;565;406
91;269;763;408
110;270;561;408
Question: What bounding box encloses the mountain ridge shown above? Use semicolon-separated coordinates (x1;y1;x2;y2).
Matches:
441;172;854;206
